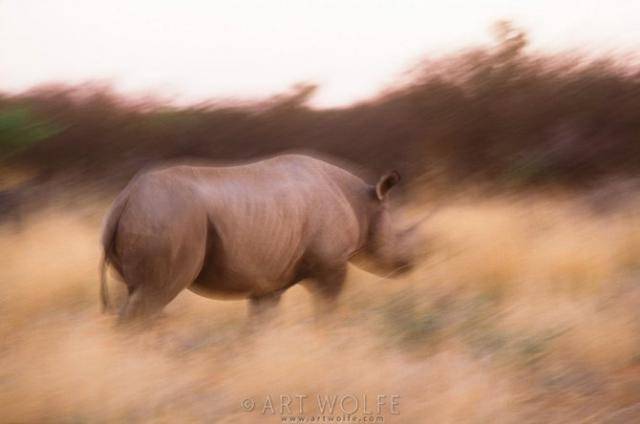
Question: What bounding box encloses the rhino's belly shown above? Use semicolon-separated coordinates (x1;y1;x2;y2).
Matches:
188;279;250;300
191;264;295;299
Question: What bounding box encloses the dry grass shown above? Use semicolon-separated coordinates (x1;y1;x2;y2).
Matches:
1;193;640;423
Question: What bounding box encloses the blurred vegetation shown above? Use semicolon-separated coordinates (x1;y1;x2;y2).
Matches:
1;22;639;191
0;105;62;157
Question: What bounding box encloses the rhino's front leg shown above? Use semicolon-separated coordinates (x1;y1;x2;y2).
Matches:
308;264;347;316
248;291;282;323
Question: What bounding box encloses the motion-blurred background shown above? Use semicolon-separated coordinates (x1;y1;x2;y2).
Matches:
1;1;640;423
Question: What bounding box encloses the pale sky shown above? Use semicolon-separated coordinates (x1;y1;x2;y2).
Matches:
1;0;639;107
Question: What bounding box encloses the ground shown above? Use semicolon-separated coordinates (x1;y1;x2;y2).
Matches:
1;191;640;423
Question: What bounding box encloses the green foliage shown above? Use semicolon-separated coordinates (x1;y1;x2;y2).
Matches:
0;106;61;156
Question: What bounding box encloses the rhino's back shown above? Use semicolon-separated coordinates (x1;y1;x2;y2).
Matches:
188;154;368;222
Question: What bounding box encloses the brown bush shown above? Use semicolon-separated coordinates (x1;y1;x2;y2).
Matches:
1;23;639;195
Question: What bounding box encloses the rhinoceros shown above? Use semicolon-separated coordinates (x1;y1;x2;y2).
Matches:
100;153;424;321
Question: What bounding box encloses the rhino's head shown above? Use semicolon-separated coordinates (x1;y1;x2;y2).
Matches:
351;171;426;277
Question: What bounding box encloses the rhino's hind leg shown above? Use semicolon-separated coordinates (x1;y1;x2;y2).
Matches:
118;270;192;324
118;253;204;323
119;286;169;322
117;227;207;324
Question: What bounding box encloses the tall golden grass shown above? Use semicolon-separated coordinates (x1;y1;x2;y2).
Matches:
1;193;640;423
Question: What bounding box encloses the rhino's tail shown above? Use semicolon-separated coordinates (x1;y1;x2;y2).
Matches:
99;191;129;314
99;255;111;313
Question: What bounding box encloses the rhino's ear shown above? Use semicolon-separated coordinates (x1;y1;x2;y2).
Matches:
375;170;401;201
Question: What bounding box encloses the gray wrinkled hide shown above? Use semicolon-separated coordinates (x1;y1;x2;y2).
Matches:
101;154;420;321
